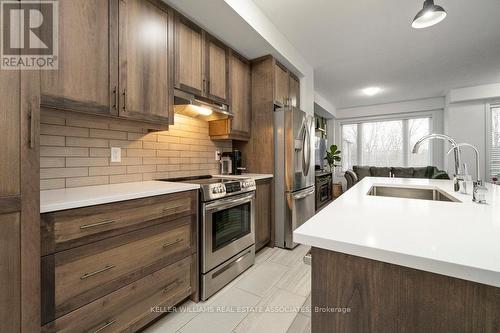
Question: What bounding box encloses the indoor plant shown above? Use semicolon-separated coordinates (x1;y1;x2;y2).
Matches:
325;144;341;173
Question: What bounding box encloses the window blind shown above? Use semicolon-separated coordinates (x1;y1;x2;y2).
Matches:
491;106;500;177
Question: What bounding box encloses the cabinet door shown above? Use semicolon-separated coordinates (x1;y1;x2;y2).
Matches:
229;53;251;138
255;179;272;251
174;15;204;96
206;35;229;104
274;62;289;107
289;74;300;108
41;0;117;116
0;53;40;331
119;0;173;124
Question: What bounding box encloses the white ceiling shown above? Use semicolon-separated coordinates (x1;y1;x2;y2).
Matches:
253;0;500;109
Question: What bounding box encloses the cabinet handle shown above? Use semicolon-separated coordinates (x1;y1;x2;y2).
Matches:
202;78;206;94
162;238;183;248
122;89;127;112
80;264;115;280
112;86;117;109
80;219;115;230
162;280;180;294
207;80;210;93
93;320;116;333
28;104;35;149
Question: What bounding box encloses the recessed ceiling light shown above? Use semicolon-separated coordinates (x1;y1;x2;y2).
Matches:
362;87;382;96
412;0;447;29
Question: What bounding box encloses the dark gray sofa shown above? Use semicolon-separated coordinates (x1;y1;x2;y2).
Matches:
344;166;450;190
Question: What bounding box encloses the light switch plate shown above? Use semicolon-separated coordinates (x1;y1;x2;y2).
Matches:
215;150;221;161
111;147;121;163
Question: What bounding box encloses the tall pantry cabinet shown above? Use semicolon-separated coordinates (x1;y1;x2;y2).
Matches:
0;53;41;332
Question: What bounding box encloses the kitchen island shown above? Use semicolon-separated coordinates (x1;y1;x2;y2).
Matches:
294;177;500;333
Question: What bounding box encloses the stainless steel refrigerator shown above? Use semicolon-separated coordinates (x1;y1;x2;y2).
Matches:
274;106;315;249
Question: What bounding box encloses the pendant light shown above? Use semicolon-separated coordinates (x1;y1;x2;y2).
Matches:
412;0;447;29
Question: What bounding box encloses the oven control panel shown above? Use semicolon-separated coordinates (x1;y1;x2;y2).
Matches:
241;179;256;191
211;185;226;195
203;178;256;201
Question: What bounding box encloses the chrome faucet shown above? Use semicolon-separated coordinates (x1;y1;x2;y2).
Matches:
412;134;464;192
447;143;487;204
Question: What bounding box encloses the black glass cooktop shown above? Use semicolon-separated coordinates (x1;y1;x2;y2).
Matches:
159;175;243;185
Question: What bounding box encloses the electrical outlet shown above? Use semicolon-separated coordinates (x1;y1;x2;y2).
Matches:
215;150;221;161
110;147;121;163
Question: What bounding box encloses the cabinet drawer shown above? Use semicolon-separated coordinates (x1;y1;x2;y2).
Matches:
42;216;195;322
42;256;193;333
41;190;197;255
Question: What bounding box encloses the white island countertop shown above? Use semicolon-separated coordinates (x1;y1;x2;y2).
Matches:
294;177;500;287
40;181;200;213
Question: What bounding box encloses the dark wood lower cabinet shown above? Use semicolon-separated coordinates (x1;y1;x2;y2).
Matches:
255;178;273;251
41;190;199;332
311;247;500;333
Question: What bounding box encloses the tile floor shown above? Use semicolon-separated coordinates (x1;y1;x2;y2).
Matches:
145;245;312;333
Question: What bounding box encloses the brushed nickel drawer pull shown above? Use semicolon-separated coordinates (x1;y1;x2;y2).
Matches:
162;238;183;248
162;280;180;294
80;220;115;230
80;264;115;280
93;319;116;333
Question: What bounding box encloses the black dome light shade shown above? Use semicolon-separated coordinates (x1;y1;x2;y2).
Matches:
412;0;447;29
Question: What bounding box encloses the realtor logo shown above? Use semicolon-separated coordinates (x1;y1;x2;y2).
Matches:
1;0;58;69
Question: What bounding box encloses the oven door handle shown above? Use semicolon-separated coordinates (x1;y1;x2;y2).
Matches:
205;193;254;212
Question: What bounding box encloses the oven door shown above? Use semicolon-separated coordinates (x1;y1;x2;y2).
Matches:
202;192;255;273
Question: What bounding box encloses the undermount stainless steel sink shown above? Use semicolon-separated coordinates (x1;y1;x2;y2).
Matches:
368;185;461;202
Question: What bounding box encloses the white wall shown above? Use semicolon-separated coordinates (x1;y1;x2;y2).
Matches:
444;102;486;179
223;0;316;115
336;97;445;119
444;83;500;180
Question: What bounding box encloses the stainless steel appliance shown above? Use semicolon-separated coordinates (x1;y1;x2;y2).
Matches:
163;175;256;300
315;171;333;211
274;107;315;249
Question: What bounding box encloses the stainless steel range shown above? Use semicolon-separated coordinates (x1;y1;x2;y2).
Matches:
164;175;256;300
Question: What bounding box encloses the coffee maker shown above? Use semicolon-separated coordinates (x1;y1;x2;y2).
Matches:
232;150;245;175
219;150;246;175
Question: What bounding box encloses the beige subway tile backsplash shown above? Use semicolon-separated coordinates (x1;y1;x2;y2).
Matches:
66;176;109;188
40;110;231;190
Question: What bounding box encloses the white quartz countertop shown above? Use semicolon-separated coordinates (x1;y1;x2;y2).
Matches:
40;181;200;213
212;173;274;181
294;177;500;287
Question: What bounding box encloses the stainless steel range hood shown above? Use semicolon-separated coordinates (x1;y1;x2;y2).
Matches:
173;89;232;121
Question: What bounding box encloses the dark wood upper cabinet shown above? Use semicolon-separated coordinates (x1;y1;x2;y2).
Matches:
208;51;251;140
118;0;173;124
230;53;251;138
289;73;300;108
205;35;229;104
41;0;118;116
274;61;289;107
174;14;204;96
175;16;229;105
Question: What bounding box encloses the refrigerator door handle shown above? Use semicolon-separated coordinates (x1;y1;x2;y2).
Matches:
292;187;315;200
302;120;311;176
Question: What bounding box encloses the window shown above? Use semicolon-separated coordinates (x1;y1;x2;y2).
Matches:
408;118;430;167
362;120;403;167
341;117;431;170
490;106;500;178
341;124;357;170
